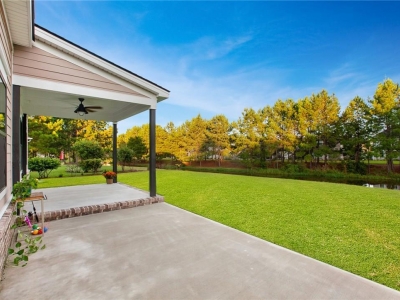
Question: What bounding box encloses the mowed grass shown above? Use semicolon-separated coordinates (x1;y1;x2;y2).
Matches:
29;165;146;179
38;170;400;290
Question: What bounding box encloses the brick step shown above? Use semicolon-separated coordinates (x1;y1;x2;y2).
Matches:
37;196;164;222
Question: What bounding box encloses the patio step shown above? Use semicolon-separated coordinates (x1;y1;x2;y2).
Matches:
36;196;164;222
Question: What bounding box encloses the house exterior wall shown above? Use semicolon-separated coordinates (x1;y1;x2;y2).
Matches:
0;2;15;273
13;45;146;97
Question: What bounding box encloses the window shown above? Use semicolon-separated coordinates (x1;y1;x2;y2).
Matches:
0;75;6;192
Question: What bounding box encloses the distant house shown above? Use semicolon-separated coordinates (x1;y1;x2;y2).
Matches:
0;0;169;271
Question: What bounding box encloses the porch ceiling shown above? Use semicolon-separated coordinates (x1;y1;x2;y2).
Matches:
20;87;150;122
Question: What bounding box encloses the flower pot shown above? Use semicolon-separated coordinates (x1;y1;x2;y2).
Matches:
106;178;113;184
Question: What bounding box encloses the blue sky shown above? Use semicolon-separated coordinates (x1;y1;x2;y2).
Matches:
35;1;400;134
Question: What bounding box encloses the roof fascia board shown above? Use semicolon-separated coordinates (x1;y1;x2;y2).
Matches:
33;39;158;101
0;0;14;55
13;74;157;108
0;43;10;78
34;26;169;99
25;0;33;47
27;0;33;45
0;0;14;79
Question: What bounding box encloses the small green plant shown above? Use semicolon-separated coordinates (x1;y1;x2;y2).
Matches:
66;164;83;173
8;231;45;267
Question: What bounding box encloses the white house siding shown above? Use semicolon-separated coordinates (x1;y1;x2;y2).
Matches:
0;2;14;273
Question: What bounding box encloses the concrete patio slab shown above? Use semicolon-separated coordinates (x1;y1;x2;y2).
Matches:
1;203;399;299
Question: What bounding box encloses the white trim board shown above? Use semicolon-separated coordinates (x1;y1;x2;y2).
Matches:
13;75;157;108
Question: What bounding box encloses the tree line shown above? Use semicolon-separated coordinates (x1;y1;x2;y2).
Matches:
29;79;400;174
119;78;400;173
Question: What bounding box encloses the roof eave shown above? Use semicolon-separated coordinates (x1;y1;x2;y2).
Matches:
4;0;34;47
34;25;170;99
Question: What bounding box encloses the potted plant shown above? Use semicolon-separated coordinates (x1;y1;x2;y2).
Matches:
12;174;38;211
102;171;116;184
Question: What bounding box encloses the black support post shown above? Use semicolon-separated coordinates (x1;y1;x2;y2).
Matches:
113;122;118;183
12;85;20;185
21;114;27;177
149;109;156;197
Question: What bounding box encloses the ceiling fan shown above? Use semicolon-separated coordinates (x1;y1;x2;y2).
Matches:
74;98;103;116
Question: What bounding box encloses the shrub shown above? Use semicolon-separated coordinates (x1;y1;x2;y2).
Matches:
73;140;104;160
79;159;103;173
28;157;61;178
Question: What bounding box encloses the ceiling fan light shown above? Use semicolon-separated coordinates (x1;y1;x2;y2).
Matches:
75;103;87;116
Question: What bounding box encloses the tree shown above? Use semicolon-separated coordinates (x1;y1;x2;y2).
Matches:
186;115;207;165
339;96;370;164
28;117;113;162
370;79;400;173
118;147;134;171
296;91;340;166
73;140;104;160
264;99;298;163
206;115;231;166
127;136;148;160
28;116;63;157
231;108;266;168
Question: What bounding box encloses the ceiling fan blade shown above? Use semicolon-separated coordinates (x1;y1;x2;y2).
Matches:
86;108;97;113
85;106;103;109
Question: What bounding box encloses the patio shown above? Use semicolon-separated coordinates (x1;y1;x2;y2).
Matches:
1;202;399;299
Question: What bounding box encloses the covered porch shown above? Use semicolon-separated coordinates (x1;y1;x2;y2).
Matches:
13;25;169;197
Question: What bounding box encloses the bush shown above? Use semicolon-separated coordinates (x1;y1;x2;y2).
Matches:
79;159;103;173
73;140;104;160
28;157;61;178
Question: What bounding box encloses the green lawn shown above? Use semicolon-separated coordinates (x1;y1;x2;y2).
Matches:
29;165;146;179
37;170;400;290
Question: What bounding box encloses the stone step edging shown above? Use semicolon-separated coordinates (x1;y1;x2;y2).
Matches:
37;196;164;222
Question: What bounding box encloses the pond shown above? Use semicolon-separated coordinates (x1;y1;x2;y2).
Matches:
361;183;400;190
269;175;400;190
